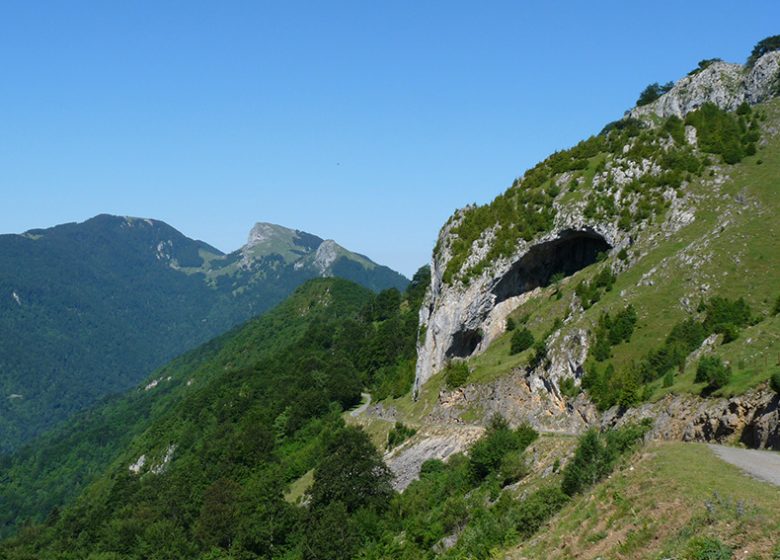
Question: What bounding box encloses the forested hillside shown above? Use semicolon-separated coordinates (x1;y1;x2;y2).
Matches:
0;271;426;541
0;215;407;451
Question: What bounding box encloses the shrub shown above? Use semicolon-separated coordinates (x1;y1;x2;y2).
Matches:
769;372;780;395
664;115;686;143
505;317;516;331
773;295;780;316
387;422;417;450
498;451;530;486
684;104;754;164
561;430;609;496
703;296;752;342
468;417;537;482
510;327;535;355
511;487;569;538
688;58;722;75
559;376;580;399
529;340;548;369
561;423;649;496
695;356;731;391
444;361;470;389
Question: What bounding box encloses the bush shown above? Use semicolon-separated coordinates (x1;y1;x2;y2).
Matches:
510;327;535;355
773;295;780;316
498;451;530;486
468;417;537;482
561;423;650;496
770;372;780;395
529;340;548;369
511;486;569;538
444;361;470;389
387;422;417;450
559;376;580;399
703;296;753;342
505;317;516;331
695;356;731;391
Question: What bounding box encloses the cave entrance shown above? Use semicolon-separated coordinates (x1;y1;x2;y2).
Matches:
446;328;483;359
492;229;611;304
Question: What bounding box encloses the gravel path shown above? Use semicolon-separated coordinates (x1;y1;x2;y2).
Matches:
350;392;372;417
709;444;780;487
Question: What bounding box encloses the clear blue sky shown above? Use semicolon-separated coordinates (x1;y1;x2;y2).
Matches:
1;1;778;277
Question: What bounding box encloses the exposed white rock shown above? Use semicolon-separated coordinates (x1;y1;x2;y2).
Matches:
129;454;146;474
312;239;341;274
629;52;780;121
685;125;698;147
746;51;780;103
150;444;176;475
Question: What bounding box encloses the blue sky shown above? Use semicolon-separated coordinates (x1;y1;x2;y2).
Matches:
1;1;778;277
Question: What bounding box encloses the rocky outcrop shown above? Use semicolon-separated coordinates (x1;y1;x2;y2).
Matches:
629;52;780;121
415;222;622;395
427;369;599;435
602;386;780;450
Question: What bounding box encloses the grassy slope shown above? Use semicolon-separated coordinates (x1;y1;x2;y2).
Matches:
507;442;780;559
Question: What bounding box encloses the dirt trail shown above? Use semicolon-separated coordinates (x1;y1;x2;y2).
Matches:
709;444;780;487
350;392;372;417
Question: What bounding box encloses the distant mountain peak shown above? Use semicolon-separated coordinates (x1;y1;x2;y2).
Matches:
241;222;323;264
246;222;299;247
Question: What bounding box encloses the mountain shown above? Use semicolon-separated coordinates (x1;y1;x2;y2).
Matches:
0;215;407;451
4;37;780;560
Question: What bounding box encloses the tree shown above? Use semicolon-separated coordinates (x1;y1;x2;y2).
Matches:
307;426;393;513
510;327;535;355
194;478;241;549
636;81;674;106
695;356;731;392
769;372;780;395
303;501;358;560
747;35;780;67
561;429;607;496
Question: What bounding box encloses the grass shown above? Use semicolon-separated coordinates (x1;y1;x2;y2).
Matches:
508;441;780;559
284;468;313;504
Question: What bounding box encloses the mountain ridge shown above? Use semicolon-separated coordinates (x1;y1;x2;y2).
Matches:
0;213;408;452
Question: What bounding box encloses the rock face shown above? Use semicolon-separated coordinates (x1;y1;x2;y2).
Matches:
415;218;623;395
427;368;599;435
602;387;780;450
629;52;780;121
